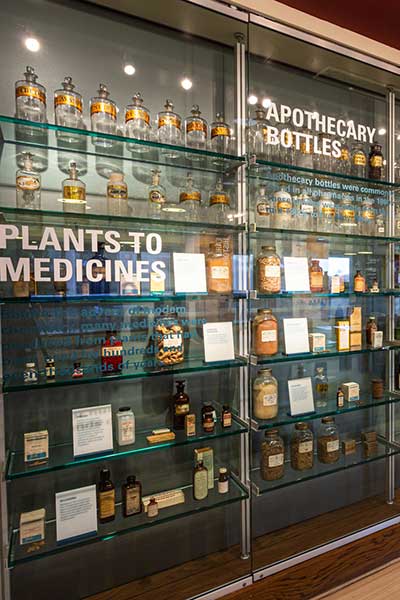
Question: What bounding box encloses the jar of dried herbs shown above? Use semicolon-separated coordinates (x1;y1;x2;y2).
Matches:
154;314;184;366
260;428;285;481
252;368;278;420
290;422;314;471
317;416;339;464
256;245;281;294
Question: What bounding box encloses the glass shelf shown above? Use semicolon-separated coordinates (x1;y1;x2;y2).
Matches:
251;290;392;299
252;392;400;430
7;419;247;480
8;477;248;567
0;292;246;304
252;439;399;495
4;357;247;393
251;344;397;366
0;115;245;175
249;224;396;243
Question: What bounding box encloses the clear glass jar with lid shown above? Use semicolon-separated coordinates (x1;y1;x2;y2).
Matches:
317;192;336;232
157;99;182;156
249;105;269;159
54;76;83;143
290;422;314;471
260;429;285;481
252;308;278;357
317;416;340;464
252;368;278;420
210;113;231;154
185;104;208;151
360;197;376;235
125;92;151;152
255;185;274;227
15;66;46;123
90;83;117;147
351;143;367;177
256;245;281;294
273;185;293;229
338;194;357;231
295;187;314;231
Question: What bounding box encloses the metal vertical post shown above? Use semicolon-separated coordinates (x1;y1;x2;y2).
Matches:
386;88;396;504
235;31;250;559
0;306;10;600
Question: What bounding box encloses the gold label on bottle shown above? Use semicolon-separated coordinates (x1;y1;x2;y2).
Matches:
16;175;40;191
63;185;86;201
370;155;383;167
158;115;181;130
342;209;355;218
257;201;270;215
54;94;83;112
353;153;366;166
175;403;190;414
322;206;335;216
90;101;117;119
362;209;375;220
125;108;150;125
186;121;207;136
211;125;230;138
16;85;46;105
125;490;141;515
179;191;201;203
277;200;291;211
209;193;229;206
300;141;313;154
99;489;115;519
149;190;166;205
340;148;350;161
107;184;128;199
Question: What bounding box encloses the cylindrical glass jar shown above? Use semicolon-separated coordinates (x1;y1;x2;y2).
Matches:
351;143;367;178
317;193;336;232
256;245;281;294
252;309;278;357
107;172;128;216
206;241;232;294
54;76;83;132
15;66;47;123
295;187;314;231
125;92;151;152
317;417;340;464
360;198;376;236
273;185;293;229
368;142;384;180
185;104;208;151
90;84;117;147
338;195;357;231
210;113;231;154
253;368;278;420
309;259;324;293
154;314;184;366
290;422;314;471
260;429;285;481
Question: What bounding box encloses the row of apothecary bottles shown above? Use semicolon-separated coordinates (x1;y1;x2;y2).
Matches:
255;184;386;236
15;68;233;153
16;153;231;222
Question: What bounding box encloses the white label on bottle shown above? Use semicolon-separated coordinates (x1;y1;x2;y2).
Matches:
268;453;284;467
299;441;313;453
264;265;280;278
301;204;313;213
218;480;229;494
261;330;277;343
211;266;229;280
263;393;277;407
326;440;339;453
16;175;40;191
163;333;183;349
120;419;134;443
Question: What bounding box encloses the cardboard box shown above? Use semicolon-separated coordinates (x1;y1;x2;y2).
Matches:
336;320;350;351
350;331;362;348
24;430;49;464
348;306;362;333
20;508;46;545
309;333;326;353
342;382;360;403
342;439;356;455
371;331;383;348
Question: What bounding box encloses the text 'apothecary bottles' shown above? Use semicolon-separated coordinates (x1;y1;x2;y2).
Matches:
125;92;151;151
16;152;41;210
173;380;190;430
185;104;208;150
257;245;281;294
15;66;46;122
252;308;278;357
54;76;83;131
253;368;278;420
90;83;117;146
261;429;285;481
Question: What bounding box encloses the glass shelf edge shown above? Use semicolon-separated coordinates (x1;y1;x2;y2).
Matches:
0;292;247;305
250;226;398;243
252;290;393;299
253;344;397;366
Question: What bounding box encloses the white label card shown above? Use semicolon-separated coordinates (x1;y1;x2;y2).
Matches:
173;253;207;294
56;485;97;543
283;318;310;354
203;322;235;363
288;377;315;416
283;257;310;292
72;404;113;457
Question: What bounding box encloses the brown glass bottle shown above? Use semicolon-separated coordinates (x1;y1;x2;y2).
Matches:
98;468;115;523
173;380;190;430
354;270;366;293
122;475;142;517
309;259;324;293
366;316;378;345
368;142;384;180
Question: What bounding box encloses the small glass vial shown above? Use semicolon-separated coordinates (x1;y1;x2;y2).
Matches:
90;84;117;147
210;113;231;155
185;104;208;151
122;475;142;517
337;387;345;408
255;185;273;227
317;417;340;464
252;368;278;420
290;423;314;471
252;308;278;357
338;194;357;231
179;172;201;221
125;92;151;152
15;66;46;123
317;192;336;232
360;198;376;236
62;161;86;214
351;143;367;178
148;169;166;218
107;172;128;217
256;245;281;294
249;105;268;159
16;152;41;209
72;362;83;378
273;185;292;229
309;259;324;293
295;187;314;231
260;429;285;481
54;76;83;140
368;142;384;180
209;179;230;224
45;357;55;380
354;270;366;293
24;362;38;384
116;407;135;446
147;498;159;518
218;468;229;494
314;366;328;408
157;99;182;153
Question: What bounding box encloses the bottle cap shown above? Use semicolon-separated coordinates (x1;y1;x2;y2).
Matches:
191;104;201;116
119;406;131;412
109;172;124;183
295;422;309;430
266;428;279;436
24;66;38;83
98;84;110;98
219;467;227;474
26;362;35;368
132;92;144;105
321;416;334;423
61;76;75;91
258;368;272;376
100;468;110;481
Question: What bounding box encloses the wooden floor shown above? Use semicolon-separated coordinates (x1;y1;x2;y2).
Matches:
319;560;400;600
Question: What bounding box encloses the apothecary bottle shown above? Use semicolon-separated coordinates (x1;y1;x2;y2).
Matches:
260;429;285;481
375;209;385;236
173;380;190;430
15;66;46;122
309;259;324;293
253;368;278;420
354;270;366;293
62;161;86;214
351;143;367;177
54;76;83;133
314;366;328;408
317;417;339;464
107;172;128;217
116;407;135;446
154;312;184;366
256;245;281;294
252;308;278;357
296;127;313;168
360;198;375;235
157;99;182;146
317;192;336;232
24;362;38;384
90;84;117;146
16;152;41;209
185;104;207;151
291;422;314;471
98;468;115;523
193;461;209;500
249;105;268;159
368;142;384;180
179;172;201;221
273;185;292;229
89;242;110;295
366;315;378;345
210;113;231;154
206;241;232;294
255;185;273;227
125;93;151;151
295;187;314;231
338;194;357;231
122;475;142;517
209;178;230;224
148;169;166;218
336;139;351;175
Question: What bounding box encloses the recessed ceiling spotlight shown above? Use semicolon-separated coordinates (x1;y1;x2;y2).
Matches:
25;37;40;52
180;77;192;90
123;64;136;76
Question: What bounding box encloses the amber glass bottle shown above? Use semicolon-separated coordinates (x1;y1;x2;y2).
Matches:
309;259;324;293
173;380;190;430
98;468;115;523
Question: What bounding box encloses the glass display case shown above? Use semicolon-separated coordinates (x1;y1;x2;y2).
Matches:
1;1;400;600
